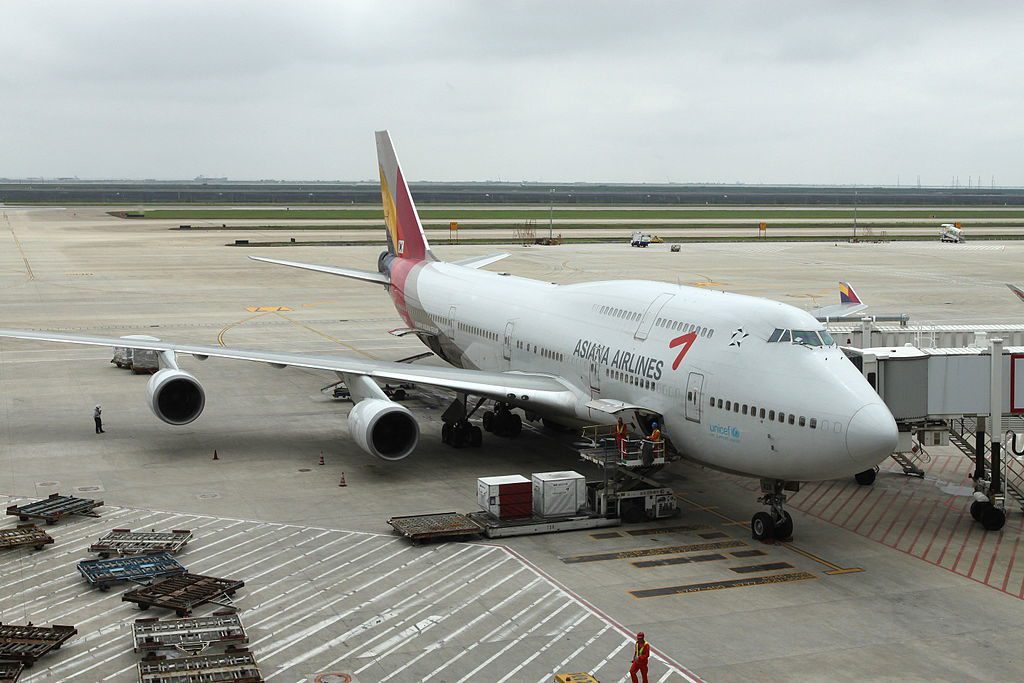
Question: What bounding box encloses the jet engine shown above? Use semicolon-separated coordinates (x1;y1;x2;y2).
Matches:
146;369;206;425
348;398;419;460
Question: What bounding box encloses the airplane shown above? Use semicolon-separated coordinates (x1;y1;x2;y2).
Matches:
0;131;899;541
1007;283;1024;304
810;282;868;321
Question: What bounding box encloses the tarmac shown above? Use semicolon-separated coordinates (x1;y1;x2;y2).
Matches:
2;205;1024;682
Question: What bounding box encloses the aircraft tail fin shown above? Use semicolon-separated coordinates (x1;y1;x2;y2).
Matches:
376;130;435;263
839;281;862;305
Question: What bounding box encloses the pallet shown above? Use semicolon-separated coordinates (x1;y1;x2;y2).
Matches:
0;660;25;683
387;512;483;543
89;528;193;558
123;574;244;617
0;623;77;666
5;494;103;525
78;553;188;592
133;612;248;655
0;525;54;552
138;648;263;683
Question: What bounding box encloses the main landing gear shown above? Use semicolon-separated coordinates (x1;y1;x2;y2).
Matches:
970;499;1006;531
441;398;522;449
751;479;795;541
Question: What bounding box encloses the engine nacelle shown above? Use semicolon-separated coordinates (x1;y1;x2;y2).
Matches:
147;369;206;425
348;398;419;460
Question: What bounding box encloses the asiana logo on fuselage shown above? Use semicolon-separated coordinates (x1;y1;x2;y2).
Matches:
572;339;664;381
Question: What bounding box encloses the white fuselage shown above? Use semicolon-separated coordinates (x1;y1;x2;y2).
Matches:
399;261;898;482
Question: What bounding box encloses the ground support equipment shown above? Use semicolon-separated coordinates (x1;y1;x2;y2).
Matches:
78;553;188;592
0;660;24;683
133;612;248;655
0;623;77;666
123;575;244;617
6;494;103;525
387;512;483;543
137;647;263;683
466;511;620;538
89;528;193;557
0;525;53;552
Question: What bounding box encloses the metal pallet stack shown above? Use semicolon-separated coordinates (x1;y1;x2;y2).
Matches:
0;623;77;670
6;494;103;525
137;648;263;683
78;553;188;592
123;574;245;617
0;524;54;552
89;528;193;558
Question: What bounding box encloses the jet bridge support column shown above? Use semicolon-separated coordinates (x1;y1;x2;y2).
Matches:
990;339;1003;507
974;416;987;482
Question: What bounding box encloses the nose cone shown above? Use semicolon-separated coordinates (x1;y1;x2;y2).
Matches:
846;403;898;468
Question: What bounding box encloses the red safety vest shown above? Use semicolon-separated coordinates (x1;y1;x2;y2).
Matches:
650;429;662;442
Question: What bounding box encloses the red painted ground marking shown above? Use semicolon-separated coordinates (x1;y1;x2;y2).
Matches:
935;509;968;567
788;481;821;507
854;490;889;535
892;494;931;550
818;480;851;519
1000;530;1021;592
803;481;837;515
906;499;941;556
966;523;992;580
878;492;917;545
838;486;875;528
982;523;1008;585
950;514;979;574
921;500;956;562
826;485;863;524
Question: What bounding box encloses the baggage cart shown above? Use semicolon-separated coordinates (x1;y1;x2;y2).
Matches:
77;553;187;592
387;512;482;544
89;528;193;557
138;648;263;683
133;612;248;655
0;660;24;683
6;494;103;525
123;574;244;617
0;623;77;666
0;524;54;551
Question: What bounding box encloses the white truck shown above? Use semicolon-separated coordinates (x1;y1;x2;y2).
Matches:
630;231;652;247
940;223;964;243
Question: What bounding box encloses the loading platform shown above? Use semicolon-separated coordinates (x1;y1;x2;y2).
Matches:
0;524;54;552
0;623;77;666
0;661;24;683
6;493;103;525
387;512;483;543
89;528;193;557
137;648;263;683
123;574;244;617
133;612;248;655
78;553;188;591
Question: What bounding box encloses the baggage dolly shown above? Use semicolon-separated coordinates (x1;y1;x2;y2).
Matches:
6;494;103;525
77;553;187;592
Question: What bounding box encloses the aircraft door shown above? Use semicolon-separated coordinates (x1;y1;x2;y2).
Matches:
685;372;704;423
446;306;457;340
589;362;601;398
502;321;514;362
635;293;674;340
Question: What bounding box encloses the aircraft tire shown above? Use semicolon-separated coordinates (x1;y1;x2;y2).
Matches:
483;411;494;432
471;426;483;447
854;468;877;486
981;505;1006;531
970;500;987;522
751;512;775;541
774;511;794;540
441;423;452;445
509;414;522;437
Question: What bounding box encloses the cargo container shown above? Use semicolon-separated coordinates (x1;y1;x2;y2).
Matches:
532;471;586;518
477;474;532;520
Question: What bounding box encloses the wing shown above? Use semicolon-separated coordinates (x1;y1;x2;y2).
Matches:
0;328;583;414
451;253;510;269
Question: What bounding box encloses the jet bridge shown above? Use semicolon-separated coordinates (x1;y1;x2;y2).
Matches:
844;342;1024;530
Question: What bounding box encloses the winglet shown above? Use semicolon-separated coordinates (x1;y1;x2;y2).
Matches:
1007;283;1024;303
376;130;434;262
839;281;862;305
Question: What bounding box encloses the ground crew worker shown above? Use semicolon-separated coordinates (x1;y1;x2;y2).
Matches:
614;416;628;454
630;631;650;683
649;421;662;442
93;404;105;434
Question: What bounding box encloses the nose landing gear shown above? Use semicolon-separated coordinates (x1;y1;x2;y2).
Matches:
752;479;796;541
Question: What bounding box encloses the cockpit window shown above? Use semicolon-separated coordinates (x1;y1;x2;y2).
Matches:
768;328;836;347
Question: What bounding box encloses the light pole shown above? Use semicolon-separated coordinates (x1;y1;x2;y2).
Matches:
548;188;554;240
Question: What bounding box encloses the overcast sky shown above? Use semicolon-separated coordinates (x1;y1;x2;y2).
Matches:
2;1;1022;184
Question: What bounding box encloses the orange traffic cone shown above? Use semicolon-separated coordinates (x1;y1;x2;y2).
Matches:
338;472;347;487
212;449;219;461
318;451;325;466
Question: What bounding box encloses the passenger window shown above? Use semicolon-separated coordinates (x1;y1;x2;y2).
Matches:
810;418;817;429
725;401;731;410
799;416;806;427
717;399;723;409
733;403;739;413
742;405;748;415
688;391;693;401
709;396;714;406
788;414;795;425
834;423;842;433
708;329;714;338
778;412;785;423
769;410;775;420
759;408;766;419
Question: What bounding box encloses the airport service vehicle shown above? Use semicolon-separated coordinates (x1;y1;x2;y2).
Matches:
0;131;898;540
940;223;964;243
630;231;652;247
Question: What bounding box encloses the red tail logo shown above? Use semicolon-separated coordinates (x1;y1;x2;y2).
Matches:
670;332;697;370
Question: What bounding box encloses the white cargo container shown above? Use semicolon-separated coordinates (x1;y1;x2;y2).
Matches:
532;471;586;518
476;474;532;519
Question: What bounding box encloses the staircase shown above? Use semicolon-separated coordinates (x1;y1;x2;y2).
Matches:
949;417;1024;512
